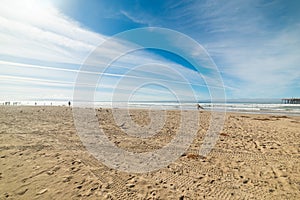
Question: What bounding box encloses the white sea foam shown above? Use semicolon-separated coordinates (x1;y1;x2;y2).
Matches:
1;100;300;115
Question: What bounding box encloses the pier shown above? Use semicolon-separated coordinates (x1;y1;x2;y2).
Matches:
282;98;300;104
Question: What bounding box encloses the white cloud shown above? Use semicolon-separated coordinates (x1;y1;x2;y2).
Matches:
188;0;300;97
121;0;300;98
0;0;104;64
0;1;213;102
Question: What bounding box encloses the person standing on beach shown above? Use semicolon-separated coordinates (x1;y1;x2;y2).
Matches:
68;101;71;107
197;104;204;110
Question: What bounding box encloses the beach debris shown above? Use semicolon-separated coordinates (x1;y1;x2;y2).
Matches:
186;154;199;159
37;188;48;195
220;133;229;137
253;117;271;121
46;170;54;175
63;175;73;183
181;153;206;160
119;122;126;128
16;188;28;195
127;183;135;188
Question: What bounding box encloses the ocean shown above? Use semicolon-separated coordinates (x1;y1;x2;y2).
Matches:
3;100;300;116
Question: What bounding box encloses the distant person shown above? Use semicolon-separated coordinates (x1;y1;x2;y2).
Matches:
68;101;71;107
197;104;204;110
35;102;37;106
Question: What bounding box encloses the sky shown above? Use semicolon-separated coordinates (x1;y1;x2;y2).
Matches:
0;0;299;103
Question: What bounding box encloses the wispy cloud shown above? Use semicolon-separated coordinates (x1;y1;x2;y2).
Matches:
0;0;104;64
3;0;295;102
182;0;300;98
0;0;211;102
120;0;300;98
120;10;152;26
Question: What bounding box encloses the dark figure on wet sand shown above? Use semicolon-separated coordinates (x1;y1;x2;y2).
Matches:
197;104;204;110
68;101;71;107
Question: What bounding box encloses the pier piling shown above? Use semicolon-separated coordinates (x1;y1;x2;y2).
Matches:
282;98;300;104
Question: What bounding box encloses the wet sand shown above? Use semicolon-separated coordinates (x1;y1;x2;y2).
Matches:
0;106;299;199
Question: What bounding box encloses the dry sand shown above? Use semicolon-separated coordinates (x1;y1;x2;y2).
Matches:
0;106;299;199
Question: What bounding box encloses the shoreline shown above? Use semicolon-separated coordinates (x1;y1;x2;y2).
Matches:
1;104;300;116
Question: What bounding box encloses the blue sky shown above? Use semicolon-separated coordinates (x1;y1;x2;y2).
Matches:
0;0;299;102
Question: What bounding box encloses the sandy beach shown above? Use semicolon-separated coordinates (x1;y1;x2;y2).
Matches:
0;106;299;199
